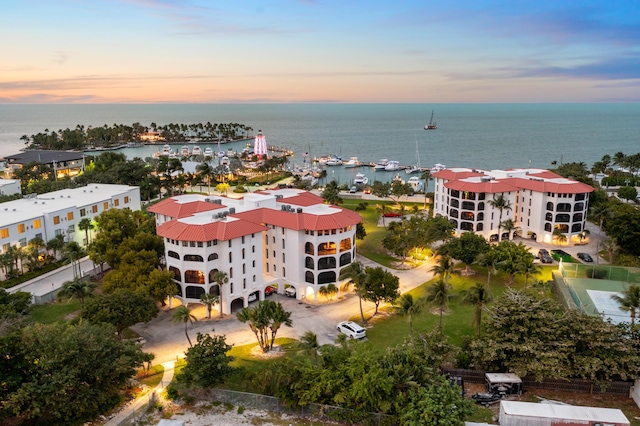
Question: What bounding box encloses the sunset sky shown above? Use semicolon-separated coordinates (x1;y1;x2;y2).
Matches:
1;0;639;103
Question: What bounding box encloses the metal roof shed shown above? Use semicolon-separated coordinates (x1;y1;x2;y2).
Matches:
499;401;630;426
485;372;522;395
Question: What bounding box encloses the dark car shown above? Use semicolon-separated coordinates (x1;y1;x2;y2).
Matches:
538;249;553;264
577;252;593;262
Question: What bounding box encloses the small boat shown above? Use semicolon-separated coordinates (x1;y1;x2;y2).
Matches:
204;147;213;157
162;144;172;156
343;157;360;168
354;172;369;185
385;161;400;171
431;163;447;173
180;146;190;157
406;138;422;174
373;159;389;171
191;146;201;156
392;173;405;184
301;173;318;186
424;110;437;130
220;156;230;166
326;156;343;166
408;176;424;192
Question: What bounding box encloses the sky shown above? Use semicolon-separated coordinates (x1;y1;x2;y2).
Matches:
1;0;639;103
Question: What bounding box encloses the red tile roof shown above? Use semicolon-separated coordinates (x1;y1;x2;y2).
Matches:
156;218;268;242
507;178;594;194
233;207;362;231
148;196;224;218
433;169;485;180
444;180;519;194
278;191;325;207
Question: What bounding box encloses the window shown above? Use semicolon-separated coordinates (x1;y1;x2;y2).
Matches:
169;266;181;280
185;286;205;299
19;238;26;247
33;219;41;229
53;216;60;225
92;205;98;213
0;228;9;239
168;251;180;259
318;242;336;255
305;242;314;255
282;253;285;262
80;208;86;217
305;271;314;284
229;252;232;262
208;253;218;261
243;264;246;274
339;238;351;252
252;260;255;267
283;267;286;277
197;242;203;248
185;270;205;284
306;257;314;269
189;241;195;247
230;267;233;278
113;199;119;207
242;248;245;259
184;254;204;262
318;271;336;284
242;236;245;243
318;257;337;270
17;224;25;234
103;202;109;210
67;212;74;221
339;252;351;266
124;196;129;204
282;239;285;249
243;278;246;289
228;240;232;248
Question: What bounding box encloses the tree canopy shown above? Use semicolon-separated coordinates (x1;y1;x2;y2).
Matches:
177;333;234;388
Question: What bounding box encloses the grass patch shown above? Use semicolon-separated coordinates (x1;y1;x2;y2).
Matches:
29;299;81;324
137;364;165;388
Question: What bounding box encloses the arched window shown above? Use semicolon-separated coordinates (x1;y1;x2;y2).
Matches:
461;211;474;221
461;201;474;210
228;252;232;262
460;222;474;231
229;267;233;278
575;193;586;201
546;202;553;211
544;223;552;232
573;213;583;222
545;212;553;221
574;202;584;211
477;212;484;221
477;202;485;211
185;286;205;299
185;270;205;284
168;251;180;260
557;203;571;212
208;253;218;261
318;257;337;270
478;193;486;200
305;242;314;255
318;242;336;255
175;283;183;297
477;223;484;231
208;268;219;283
555;224;569;233
572;223;582;232
555;214;570;223
449;209;459;218
339;252;351;267
209;285;220;296
451;199;459;208
449;219;458;228
305;271;314;284
450;190;460;198
318;271;336;284
183;254;203;262
169;266;181;281
339;238;351;252
305;257;314;269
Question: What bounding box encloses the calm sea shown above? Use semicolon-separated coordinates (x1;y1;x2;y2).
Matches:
1;103;638;187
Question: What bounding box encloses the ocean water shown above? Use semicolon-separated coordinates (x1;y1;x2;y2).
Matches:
1;103;638;187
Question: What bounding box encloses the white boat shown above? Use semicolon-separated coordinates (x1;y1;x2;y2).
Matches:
406;139;422;174
315;155;331;166
354;173;369;185
408;176;424;192
431;163;447;173
153;144;172;158
384;160;400;171
180;146;190;157
326;156;343;166
392;173;405;184
204;147;213;157
424;110;437;130
373;159;389;171
343;157;360;168
191;146;201;156
220;156;230;166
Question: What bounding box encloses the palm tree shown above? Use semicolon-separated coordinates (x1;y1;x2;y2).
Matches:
211;271;229;318
552;228;568;245
474;251;498;294
601;238;617;264
426;280;452;329
339;261;368;324
298;331;320;362
429;255;459;284
394;293;424;339
57;278;96;307
489;194;512;240
200;292;219;319
172;305;197;347
318;283;338;301
63;241;84;279
376;204;390;227
518;259;541;291
500;219;516;241
420;170;433;209
77;218;94;247
461;282;493;336
589;204;611;235
611;285;640;325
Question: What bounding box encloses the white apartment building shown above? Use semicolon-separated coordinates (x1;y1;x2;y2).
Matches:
149;189;361;314
0;179;21;196
0;184;141;280
432;168;594;244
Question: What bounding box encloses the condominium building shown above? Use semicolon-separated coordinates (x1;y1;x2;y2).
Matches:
0;184;141;280
148;189;361;314
432;168;594;244
0;179;21;196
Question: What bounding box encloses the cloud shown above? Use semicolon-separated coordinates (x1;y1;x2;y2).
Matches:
0;74;213;91
505;55;640;80
0;93;103;103
52;51;67;65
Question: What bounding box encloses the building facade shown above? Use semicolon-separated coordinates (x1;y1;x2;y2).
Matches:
3;150;86;179
432;168;594;244
149;189;361;314
0;184;141;280
0;179;21;196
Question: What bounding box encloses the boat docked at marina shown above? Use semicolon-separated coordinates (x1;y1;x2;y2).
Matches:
353;172;369;185
406;139;423;174
191;146;201;156
408;176;424;192
392;173;405;184
326;156;343;166
373;159;389;171
203;147;213;157
384;160;400;171
343;157;360;168
431;163;447;173
180;146;190;157
153;144;172;158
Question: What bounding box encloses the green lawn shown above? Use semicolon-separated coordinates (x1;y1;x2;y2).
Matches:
29;299;81;324
137;364;165;388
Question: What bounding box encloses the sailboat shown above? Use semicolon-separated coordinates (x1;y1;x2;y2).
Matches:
405;139;422;174
424;110;437;130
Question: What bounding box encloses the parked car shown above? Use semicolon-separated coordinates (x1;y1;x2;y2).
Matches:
248;292;258;302
538;249;553;264
264;286;275;296
383;212;402;217
577;252;593;262
349;186;358;193
284;286;296;297
336;321;366;339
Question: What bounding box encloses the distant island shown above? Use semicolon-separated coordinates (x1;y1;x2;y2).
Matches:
20;122;254;151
